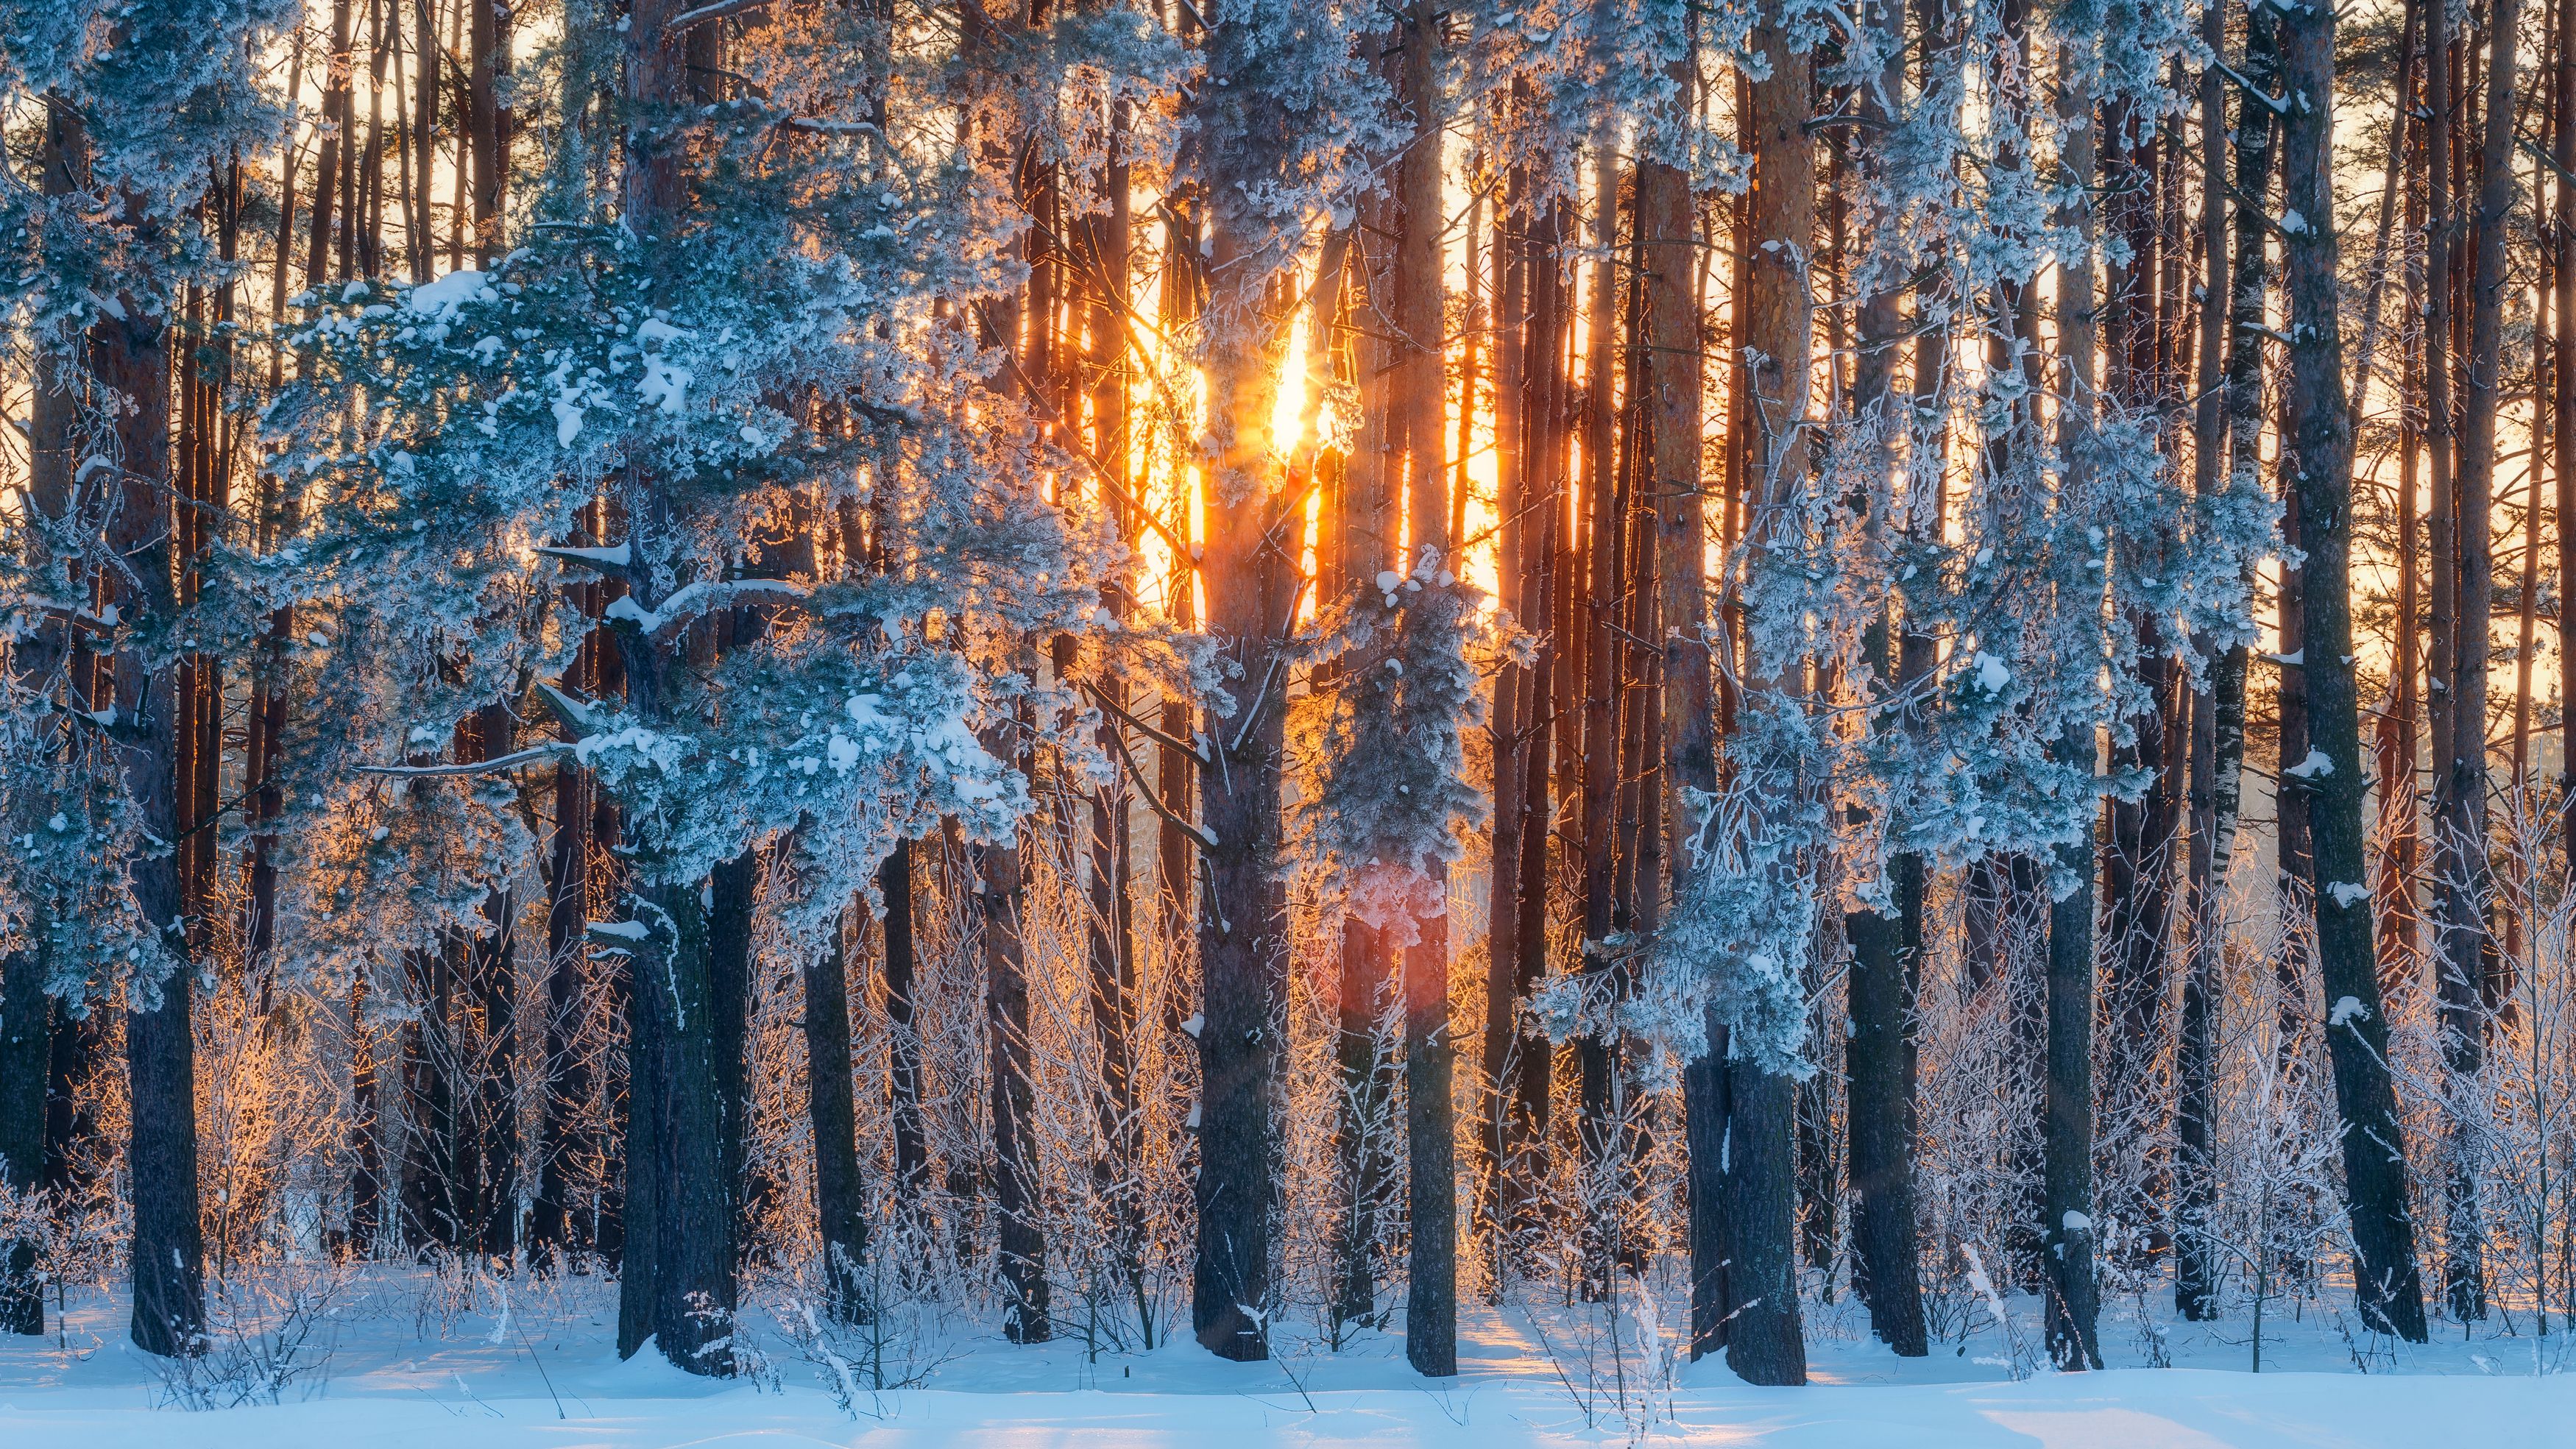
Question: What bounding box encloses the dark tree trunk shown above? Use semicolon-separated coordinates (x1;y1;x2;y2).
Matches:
1485;165;1531;1283
1713;0;1814;1384
0;947;44;1334
2376;0;2427;1007
1845;868;1925;1353
2561;0;2576;878
534;561;613;1266
2423;0;2460;1108
1;109;77;1336
2176;0;2232;1323
405;927;462;1251
2041;799;2102;1370
1683;1016;1729;1358
880;842;927;1205
2279;0;2435;1343
1574;141;1625;1305
2432;0;2517;1326
2181;0;2271;1318
2097;95;2184;1263
1723;1063;1808;1385
1402;892;1456;1375
127;971;205;1358
1394;0;1454;1371
93;200;207;1358
1332;182;1394;1336
709;849;755;1247
2042;63;2103;1373
805;905;869;1323
1501;201;1568;1259
465;704;520;1266
605;0;747;1375
467;0;509;266
1078;102;1142;1304
1185;16;1305;1364
1333;918;1389;1330
531;756;592;1264
615;874;734;1372
470;899;519;1264
984;837;1050;1343
1839;0;1927;1350
1641;104;1738;1353
615;941;659;1359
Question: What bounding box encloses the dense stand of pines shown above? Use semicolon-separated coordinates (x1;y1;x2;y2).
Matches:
7;0;2576;1394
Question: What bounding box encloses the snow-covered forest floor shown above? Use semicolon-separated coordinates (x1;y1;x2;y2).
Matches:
1;1268;2567;1445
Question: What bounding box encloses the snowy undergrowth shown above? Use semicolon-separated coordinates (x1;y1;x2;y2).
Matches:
5;1264;2573;1445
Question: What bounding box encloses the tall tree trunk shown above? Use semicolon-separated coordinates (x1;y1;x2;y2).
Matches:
1485;169;1568;1279
2425;0;2460;1075
467;0;508;266
2432;0;2519;1325
983;829;1051;1343
1485;165;1529;1278
805;904;868;1324
532;749;592;1265
2042;54;2103;1375
467;704;520;1265
2561;0;2576;876
412;0;436;278
1077;93;1144;1330
709;844;755;1252
1712;1;1814;1384
533;550;611;1266
612;874;731;1370
608;0;740;1375
2096;94;2183;1269
2279;0;2435;1342
1839;0;1928;1353
879;841;926;1205
1394;0;1454;1373
1508;202;1569;1253
1333;186;1394;1333
0;99;87;1339
2382;8;2427;1007
0;946;43;1335
1574;141;1626;1304
1690;138;1749;1354
2176;0;2238;1319
1182;17;1317;1363
1333;913;1390;1331
96;194;207;1358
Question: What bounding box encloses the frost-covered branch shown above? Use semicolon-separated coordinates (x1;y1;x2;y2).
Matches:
604;578;813;636
353;742;578;779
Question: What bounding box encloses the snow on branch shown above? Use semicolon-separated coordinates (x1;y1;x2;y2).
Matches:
353;741;578;779
533;542;633;574
603;578;812;637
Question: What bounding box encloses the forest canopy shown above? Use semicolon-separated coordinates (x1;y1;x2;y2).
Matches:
0;0;2562;1403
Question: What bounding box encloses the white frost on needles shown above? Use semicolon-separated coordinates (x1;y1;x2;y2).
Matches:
404;268;494;317
636;316;693;414
638;353;693;414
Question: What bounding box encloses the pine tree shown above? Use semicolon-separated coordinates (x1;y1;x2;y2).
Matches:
0;0;291;1356
1181;0;1391;1363
255;0;1139;1372
2281;0;2435;1344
